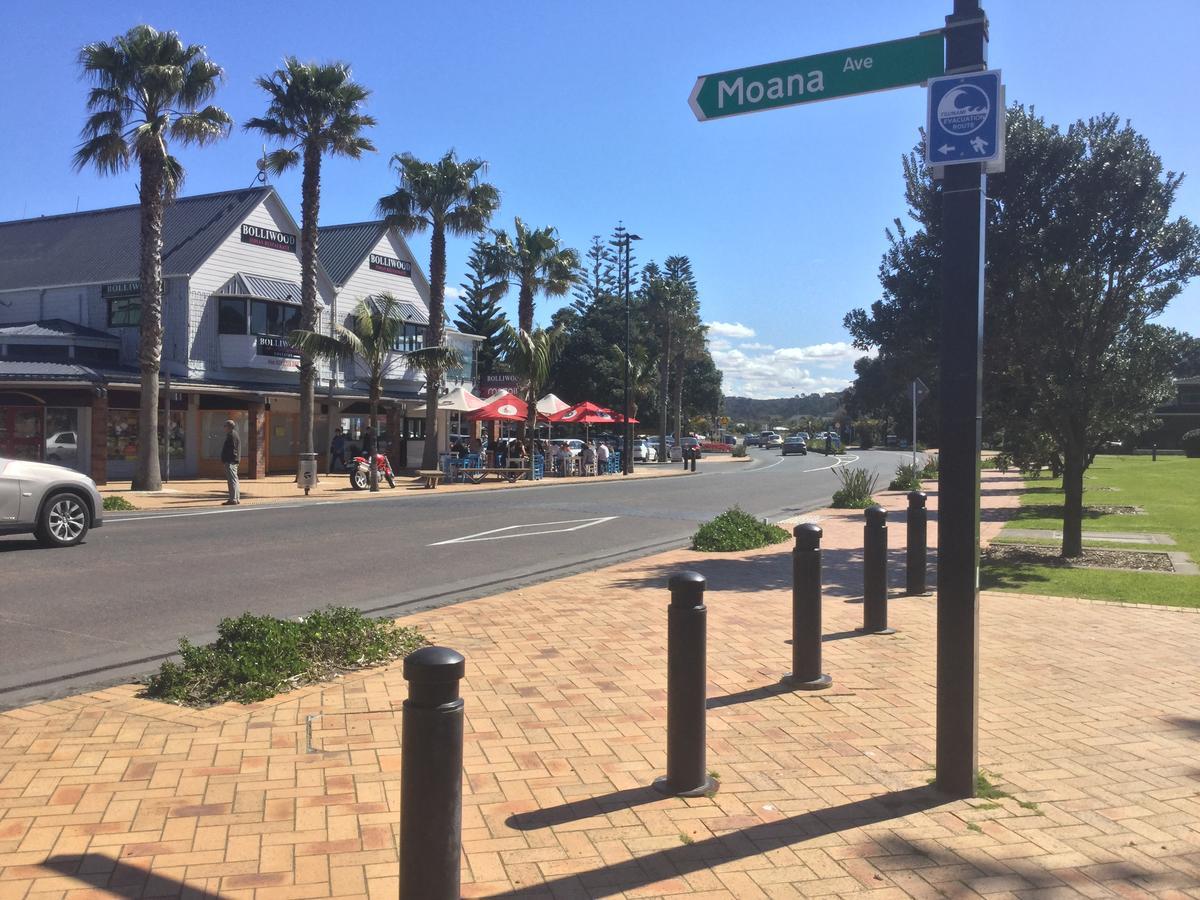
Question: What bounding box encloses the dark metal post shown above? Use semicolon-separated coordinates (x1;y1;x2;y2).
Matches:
937;0;988;798
860;505;895;634
1152;443;1157;462
690;449;697;472
400;646;465;900
782;524;832;690
906;491;929;595
653;572;717;797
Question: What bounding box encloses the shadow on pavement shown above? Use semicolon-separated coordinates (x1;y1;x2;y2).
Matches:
495;785;947;897
40;854;228;898
507;785;662;830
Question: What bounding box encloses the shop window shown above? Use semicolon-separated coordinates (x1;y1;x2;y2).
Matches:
75;346;119;365
108;297;141;327
403;417;426;440
5;344;70;361
0;408;43;461
394;323;426;353
218;298;248;335
45;408;80;470
201;411;247;459
250;300;301;338
107;410;139;462
159;410;185;461
269;413;299;458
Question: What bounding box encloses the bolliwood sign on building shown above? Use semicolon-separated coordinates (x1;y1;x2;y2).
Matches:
689;32;944;121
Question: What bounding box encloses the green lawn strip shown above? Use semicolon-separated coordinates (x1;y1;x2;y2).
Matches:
982;456;1199;608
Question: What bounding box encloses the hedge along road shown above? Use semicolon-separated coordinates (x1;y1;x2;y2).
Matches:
0;449;909;707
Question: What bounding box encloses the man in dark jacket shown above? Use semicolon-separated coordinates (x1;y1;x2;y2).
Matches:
221;419;240;505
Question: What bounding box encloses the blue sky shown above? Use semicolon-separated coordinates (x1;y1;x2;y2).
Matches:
4;1;1198;398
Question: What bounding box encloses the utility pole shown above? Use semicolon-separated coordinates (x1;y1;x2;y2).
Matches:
936;0;988;798
622;230;641;475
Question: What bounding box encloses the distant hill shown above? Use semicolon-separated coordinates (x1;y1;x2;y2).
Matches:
723;393;845;427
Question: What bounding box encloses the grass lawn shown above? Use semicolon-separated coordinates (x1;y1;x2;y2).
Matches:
980;455;1200;607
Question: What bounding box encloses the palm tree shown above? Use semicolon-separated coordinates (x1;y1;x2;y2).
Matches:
503;324;562;480
291;293;409;491
246;59;376;461
75;24;231;491
377;151;500;469
488;218;579;334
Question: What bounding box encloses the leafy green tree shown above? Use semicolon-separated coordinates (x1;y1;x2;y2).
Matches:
246;58;376;459
487;218;579;333
75;24;232;490
291;294;410;491
453;237;508;381
377;151;500;468
571;236;618;315
502;324;562;477
845;105;1200;557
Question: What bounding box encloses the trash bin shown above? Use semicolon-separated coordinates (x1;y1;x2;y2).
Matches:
296;452;320;495
670;447;684;462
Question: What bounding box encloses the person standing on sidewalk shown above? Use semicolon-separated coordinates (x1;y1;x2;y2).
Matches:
221;419;240;505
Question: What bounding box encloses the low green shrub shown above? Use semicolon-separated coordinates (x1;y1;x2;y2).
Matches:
1183;428;1200;458
921;454;939;479
144;607;427;706
102;495;136;511
692;507;790;552
888;462;924;492
831;466;879;509
731;443;748;458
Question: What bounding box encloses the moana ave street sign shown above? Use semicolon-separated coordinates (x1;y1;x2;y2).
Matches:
689;32;944;122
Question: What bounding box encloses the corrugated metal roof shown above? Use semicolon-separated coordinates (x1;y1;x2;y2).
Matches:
316;221;385;286
0;360;103;380
0;187;271;292
398;300;429;325
0;319;119;342
215;273;303;306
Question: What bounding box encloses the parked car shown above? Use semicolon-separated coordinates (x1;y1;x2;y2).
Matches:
681;436;702;458
721;434;738;446
0;456;104;547
781;436;808;456
630;439;658;462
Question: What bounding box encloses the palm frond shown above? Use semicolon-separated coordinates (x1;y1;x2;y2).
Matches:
290;329;346;361
72;132;130;174
169;105;232;145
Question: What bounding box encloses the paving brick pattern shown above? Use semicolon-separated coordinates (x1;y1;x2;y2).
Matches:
2;472;1198;898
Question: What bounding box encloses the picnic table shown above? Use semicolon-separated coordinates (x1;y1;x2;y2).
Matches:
458;466;528;484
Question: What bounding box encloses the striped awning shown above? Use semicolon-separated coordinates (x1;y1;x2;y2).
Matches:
215;273;304;306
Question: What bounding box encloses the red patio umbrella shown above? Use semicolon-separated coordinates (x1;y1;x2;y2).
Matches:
470;390;529;422
551;401;616;425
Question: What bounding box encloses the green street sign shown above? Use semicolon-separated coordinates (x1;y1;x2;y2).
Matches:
689;33;944;122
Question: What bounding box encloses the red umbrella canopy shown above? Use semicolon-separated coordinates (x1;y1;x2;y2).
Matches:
607;409;640;424
552;401;616;425
471;391;529;422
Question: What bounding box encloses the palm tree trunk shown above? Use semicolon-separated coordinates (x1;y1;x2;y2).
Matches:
518;282;534;334
298;143;322;458
132;153;165;491
369;377;380;492
422;224;447;470
658;324;670;462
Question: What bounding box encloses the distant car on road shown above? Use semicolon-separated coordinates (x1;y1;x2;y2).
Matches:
0;456;104;547
681;436;702;458
548;438;584;457
781;436;808;456
758;431;783;448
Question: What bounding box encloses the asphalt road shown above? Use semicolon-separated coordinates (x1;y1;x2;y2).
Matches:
0;448;911;707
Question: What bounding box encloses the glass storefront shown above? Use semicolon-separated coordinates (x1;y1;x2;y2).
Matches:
202;411;248;460
0;408;44;461
44;408;80;469
159;410;186;461
107;410;139;462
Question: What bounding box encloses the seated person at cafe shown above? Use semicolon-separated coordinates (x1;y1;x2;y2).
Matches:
582;442;597;473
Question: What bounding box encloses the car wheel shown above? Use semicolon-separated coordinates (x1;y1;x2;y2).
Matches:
35;492;90;547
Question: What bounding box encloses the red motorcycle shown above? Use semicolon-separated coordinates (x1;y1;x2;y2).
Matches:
349;452;396;490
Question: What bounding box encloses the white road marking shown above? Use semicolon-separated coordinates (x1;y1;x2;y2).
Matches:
802;453;859;473
429;516;618;546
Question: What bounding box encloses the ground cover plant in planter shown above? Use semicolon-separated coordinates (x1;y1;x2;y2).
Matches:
831;466;879;508
144;606;427;706
692;507;790;551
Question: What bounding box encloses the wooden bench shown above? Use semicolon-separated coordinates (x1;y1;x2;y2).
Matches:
458;467;527;484
417;469;444;489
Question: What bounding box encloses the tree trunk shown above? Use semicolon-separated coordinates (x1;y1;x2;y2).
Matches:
658;324;670;462
369;380;380;492
132;152;165;491
1061;441;1086;558
672;353;684;446
298;144;322;457
518;282;534;334
422;223;447;470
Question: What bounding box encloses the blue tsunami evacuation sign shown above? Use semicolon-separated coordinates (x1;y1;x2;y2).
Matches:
926;69;1003;167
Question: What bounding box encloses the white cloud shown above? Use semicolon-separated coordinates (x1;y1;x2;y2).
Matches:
711;340;871;399
739;342;774;351
444;286;463;300
706;321;756;339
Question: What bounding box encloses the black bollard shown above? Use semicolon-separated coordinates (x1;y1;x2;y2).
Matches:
860;505;896;635
906;491;929;596
1152;443;1158;462
782;524;832;690
400;646;465;900
690;450;698;472
653;572;717;797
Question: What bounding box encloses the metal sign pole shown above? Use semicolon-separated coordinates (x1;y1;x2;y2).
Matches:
936;0;987;799
912;381;918;470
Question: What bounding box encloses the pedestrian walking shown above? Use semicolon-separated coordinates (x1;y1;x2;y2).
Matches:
221;419;240;505
330;426;346;472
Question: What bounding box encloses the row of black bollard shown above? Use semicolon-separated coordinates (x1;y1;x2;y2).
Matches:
398;490;932;895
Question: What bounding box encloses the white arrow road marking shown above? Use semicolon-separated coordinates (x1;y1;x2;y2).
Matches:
802;453;859;473
429;516;618;546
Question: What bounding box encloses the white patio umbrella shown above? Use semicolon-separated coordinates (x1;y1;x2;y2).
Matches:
411;386;487;447
536;393;571;444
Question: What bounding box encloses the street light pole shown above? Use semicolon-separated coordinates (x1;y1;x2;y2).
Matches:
622;230;641;475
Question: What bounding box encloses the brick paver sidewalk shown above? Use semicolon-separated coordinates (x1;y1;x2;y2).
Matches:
2;471;1198;898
